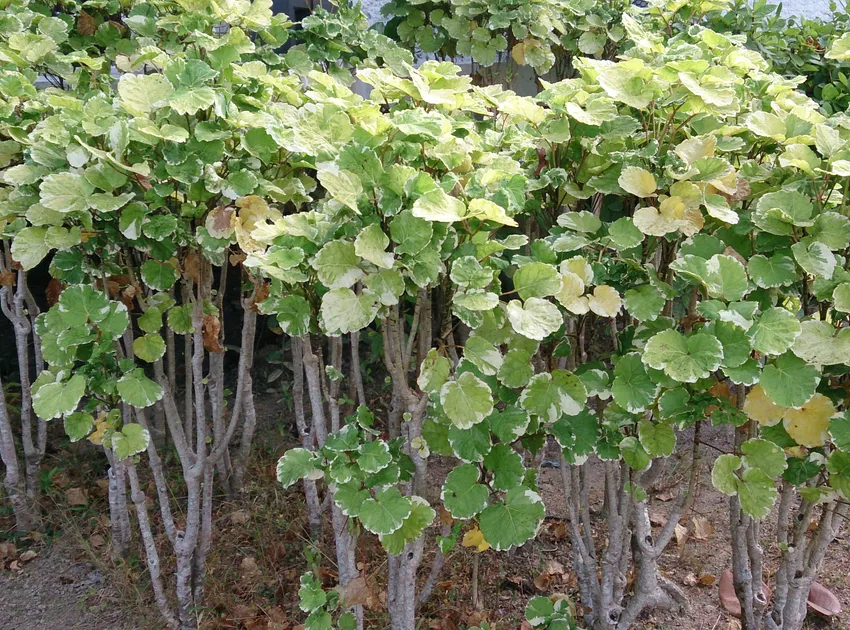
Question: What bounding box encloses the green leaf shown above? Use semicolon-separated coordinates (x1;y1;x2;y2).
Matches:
390;210;433;255
478;486;545;551
116;369;164;408
167;305;195;335
141;260;179;291
64;412;94;442
358;440;392;474
829;413;850;451
440;372;494;430
133;334;166;363
506;298;562;341
32;374;86;420
642;329;723;383
619;436;651;471
760;352;820;409
112;423;150;460
748;253;796;289
358;488;412;535
488;406;531;443
380;497;435;554
741;439;787;477
483;444;525;490
498;349;534;388
748;307;801;356
513;262;561;300
441;463;489;519
833;283;850;312
638;420;675;457
737;468;777;519
712;453;742;496
623;284;665;322
298;572;326;613
611;353;658;413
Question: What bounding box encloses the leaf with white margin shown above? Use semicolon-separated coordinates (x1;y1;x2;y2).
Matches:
520;371;586;422
380;497;435;554
747;307;801;356
441;463;489;519
737;468;777;519
478;486;545;551
358;488;412;535
277;448;323;488
112;424;150;460
354;224;394;269
834;283;850;312
117;369;164;408
313;240;364;289
317;167;362;214
611;353;658;413
320;288;379;335
39;172;93;214
506;298;562;341
748;253;796;289
791;320;850;366
712;454;742;496
760;352;820;409
439;372;494;430
418;349;450;394
791;239;835;279
32;373;86;420
467;198;517;227
463;336;503;376
412;188;466;223
642;329;723;383
11;227;49;271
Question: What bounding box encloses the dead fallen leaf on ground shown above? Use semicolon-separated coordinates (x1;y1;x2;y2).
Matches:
65;487;88;506
692;516;714;540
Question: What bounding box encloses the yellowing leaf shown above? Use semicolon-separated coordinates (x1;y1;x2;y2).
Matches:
742;385;784;426
555;271;588;314
782;393;835;448
233;195;281;253
619;166;657;198
561;257;593;284
634;196;704;236
468;198;518;227
588;285;622;318
462;526;491;552
87;411;111;446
